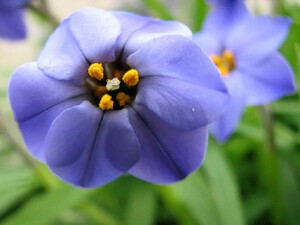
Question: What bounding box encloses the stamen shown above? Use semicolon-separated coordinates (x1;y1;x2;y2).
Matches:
99;94;114;110
106;78;121;91
122;69;139;86
114;70;124;80
116;92;130;107
210;50;235;77
88;63;104;81
94;86;107;99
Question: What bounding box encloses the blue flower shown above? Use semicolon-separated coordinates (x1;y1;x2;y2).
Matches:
9;9;229;188
0;0;31;40
194;0;296;142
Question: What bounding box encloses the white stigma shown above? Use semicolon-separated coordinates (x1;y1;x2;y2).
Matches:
106;78;120;91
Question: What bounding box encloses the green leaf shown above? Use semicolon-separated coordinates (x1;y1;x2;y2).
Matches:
123;183;156;225
171;172;221;225
141;0;174;20
244;193;269;225
204;145;246;225
192;0;208;32
1;184;91;225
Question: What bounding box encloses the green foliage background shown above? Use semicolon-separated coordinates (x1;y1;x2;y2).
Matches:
0;0;299;224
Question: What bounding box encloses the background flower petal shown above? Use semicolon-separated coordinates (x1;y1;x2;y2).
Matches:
45;104;140;188
193;32;222;55
127;35;227;92
134;76;229;130
229;15;291;66
8;62;87;122
240;53;296;105
128;108;208;184
210;72;246;142
0;8;26;40
123;20;192;59
37;19;89;85
201;0;249;43
0;0;30;7
69;8;121;63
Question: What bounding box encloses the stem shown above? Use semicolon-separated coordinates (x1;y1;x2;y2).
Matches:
260;105;276;153
28;0;59;28
0;110;37;169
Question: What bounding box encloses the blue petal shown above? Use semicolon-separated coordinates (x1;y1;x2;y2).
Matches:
19;97;86;162
128;108;208;184
0;8;26;40
127;35;227;92
134;76;229;130
228;15;291;66
37;19;89;85
0;0;30;7
202;0;249;43
123;20;192;59
45;104;140;188
240;53;296;105
210;72;246;142
8;62;86;122
69;8;121;63
193;32;222;55
109;11;152;57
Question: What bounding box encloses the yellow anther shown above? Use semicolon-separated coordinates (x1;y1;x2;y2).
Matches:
122;69;139;86
218;66;229;77
114;69;124;80
210;50;235;77
210;55;222;66
116;92;131;107
99;94;114;110
88;63;104;81
222;50;235;70
94;86;107;99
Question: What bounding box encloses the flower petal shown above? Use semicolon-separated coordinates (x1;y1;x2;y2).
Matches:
8;62;86;122
0;0;30;7
0;8;26;40
127;35;227;92
193;32;222;55
240;53;296;105
45;103;140;188
210;72;246;142
109;11;152;57
37;19;89;84
19;97;86;162
202;0;249;43
123;20;192;59
69;8;121;63
128;108;208;184
229;15;291;66
134;76;229;130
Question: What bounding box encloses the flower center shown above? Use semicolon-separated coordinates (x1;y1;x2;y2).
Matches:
210;50;235;77
85;63;139;110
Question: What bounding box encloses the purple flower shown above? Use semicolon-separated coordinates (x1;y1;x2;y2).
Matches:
9;9;229;188
0;0;31;40
194;0;296;142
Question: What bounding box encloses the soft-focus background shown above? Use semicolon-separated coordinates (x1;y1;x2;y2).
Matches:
0;0;300;224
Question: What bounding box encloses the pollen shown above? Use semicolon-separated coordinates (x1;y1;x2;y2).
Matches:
116;92;131;107
88;63;104;81
106;78;121;91
94;86;107;99
122;69;139;86
99;94;114;110
210;50;235;77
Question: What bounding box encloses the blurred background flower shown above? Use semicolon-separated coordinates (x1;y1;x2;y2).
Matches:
0;0;300;225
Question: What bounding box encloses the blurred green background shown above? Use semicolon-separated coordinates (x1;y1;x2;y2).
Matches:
0;0;300;224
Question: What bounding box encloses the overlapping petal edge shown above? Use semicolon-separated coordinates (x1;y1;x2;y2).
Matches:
9;8;229;188
194;0;296;142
